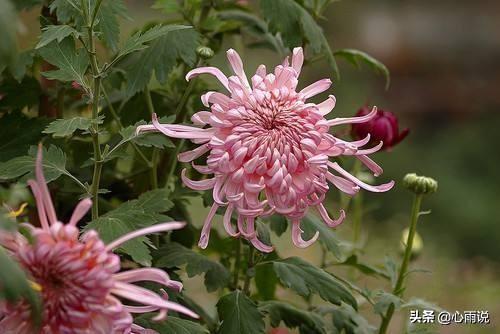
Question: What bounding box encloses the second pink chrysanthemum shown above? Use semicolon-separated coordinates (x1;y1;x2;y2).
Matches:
138;47;393;252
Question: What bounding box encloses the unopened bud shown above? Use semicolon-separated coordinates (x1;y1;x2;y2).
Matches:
403;173;438;195
197;46;214;59
400;227;423;259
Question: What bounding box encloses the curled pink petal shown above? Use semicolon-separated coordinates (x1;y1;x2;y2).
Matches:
186;66;229;90
317;204;346;227
291;219;319;248
299;79;332;99
68;198;92;226
198;203;219;249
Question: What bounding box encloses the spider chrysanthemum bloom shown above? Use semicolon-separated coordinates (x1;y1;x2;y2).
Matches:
137;47;393;252
0;147;197;334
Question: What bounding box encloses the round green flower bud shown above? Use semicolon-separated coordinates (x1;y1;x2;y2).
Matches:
403;173;438;194
400;227;423;259
196;46;214;59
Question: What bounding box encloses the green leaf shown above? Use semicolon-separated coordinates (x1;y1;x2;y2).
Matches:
270;257;357;308
321;303;376;334
268;215;287;237
38;38;89;87
154;242;230;292
0;246;42;327
384;256;398;288
373;291;402;316
255;260;278;300
302;213;342;259
96;0;129;52
43;117;98;138
123;25;198;96
0;145;69;183
334;48;390;89
84;189;174;266
260;0;339;78
217;290;265;334
0;0;17;69
401;298;444;312
116;25;189;62
49;0;81;24
8;50;35;82
0;113;48;162
35;25;80;49
152;0;182;15
134;133;175;149
338;255;390;279
260;301;326;334
135;314;209;334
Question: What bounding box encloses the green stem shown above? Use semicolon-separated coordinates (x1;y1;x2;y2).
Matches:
378;194;423;334
144;87;159;189
243;246;255;296
232;239;242;289
351;159;363;243
82;0;104;220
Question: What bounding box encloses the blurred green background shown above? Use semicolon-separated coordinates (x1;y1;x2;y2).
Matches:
14;1;499;333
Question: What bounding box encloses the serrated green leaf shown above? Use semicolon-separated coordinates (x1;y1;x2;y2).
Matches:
302;213;342;259
49;0;81;24
270;257;357;308
0;145;69;182
0;113;48;162
123;25;198;96
334;49;390;89
384;256;398;288
152;0;182;15
135;314;209;334
260;0;339;78
36;25;80;49
84;189;173;266
217;290;265;334
38;38;89;86
134;133;175;148
373;291;403;316
260;301;326;334
0;246;42;327
8;50;34;82
154;242;229;292
97;0;129;52
43;117;95;138
402;298;444;312
116;25;188;62
321;303;376;334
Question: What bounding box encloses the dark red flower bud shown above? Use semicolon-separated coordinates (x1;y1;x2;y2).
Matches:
351;107;409;150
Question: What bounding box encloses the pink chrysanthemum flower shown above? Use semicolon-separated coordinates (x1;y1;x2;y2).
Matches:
0;147;197;334
137;47;393;252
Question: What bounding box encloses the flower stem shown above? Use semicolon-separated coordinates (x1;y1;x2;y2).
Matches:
378;194;423;334
143;87;159;189
84;2;104;220
232;239;242;289
351;159;363;243
243;246;255;296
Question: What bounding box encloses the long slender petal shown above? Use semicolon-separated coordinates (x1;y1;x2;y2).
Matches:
106;222;186;251
198;203;218;249
35;145;58;225
291;219;319;248
327;106;377;126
